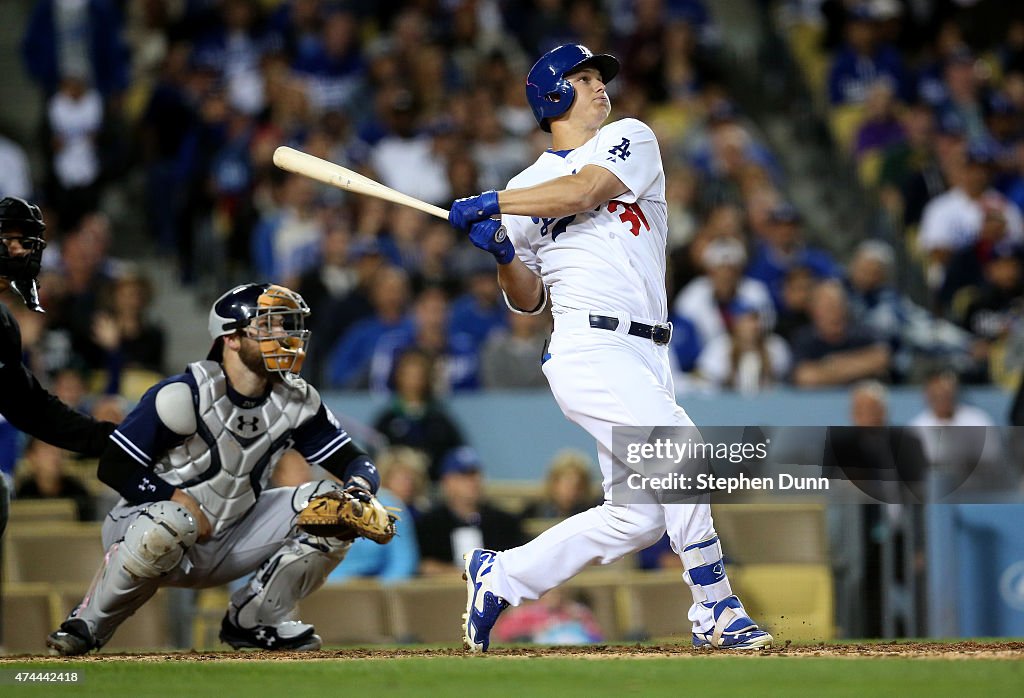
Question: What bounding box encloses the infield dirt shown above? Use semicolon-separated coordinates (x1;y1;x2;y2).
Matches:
2;640;1022;662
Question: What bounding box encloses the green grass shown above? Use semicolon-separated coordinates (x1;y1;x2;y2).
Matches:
2;656;1022;698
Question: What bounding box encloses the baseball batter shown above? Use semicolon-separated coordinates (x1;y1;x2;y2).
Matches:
449;45;772;651
47;283;380;655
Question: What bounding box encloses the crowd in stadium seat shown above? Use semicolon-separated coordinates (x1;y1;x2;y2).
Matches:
785;0;1024;387
2;2;1019;511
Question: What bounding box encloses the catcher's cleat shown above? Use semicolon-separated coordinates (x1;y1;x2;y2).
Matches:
691;595;773;650
46;619;97;656
462;549;509;653
219;614;322;651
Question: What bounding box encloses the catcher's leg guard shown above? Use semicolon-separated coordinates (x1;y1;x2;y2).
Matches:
49;501;198;654
226;530;350;646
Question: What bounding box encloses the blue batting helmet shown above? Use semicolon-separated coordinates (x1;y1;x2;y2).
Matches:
526;44;620;132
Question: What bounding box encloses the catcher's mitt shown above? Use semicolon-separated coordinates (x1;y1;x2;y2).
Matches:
297;489;399;544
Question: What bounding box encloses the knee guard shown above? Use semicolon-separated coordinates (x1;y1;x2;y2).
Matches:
681;534;733;605
121;501;198;578
63;501;195;648
229;532;350;628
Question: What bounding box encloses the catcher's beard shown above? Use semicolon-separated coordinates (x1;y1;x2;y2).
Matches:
238;337;282;384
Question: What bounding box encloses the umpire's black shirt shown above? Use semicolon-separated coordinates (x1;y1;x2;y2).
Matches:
0;301;114;456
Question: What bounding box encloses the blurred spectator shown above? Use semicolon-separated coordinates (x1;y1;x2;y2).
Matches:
140;42;197;256
934;48;987;144
15;438;94;521
411;222;459;295
190;0;276;117
521;449;599;520
480;309;550;389
51;214;119;361
790;280;891;387
449;259;508;351
367;286;480;393
663;309;704;374
845;240;976;381
957;245;1024;344
0;133;32;199
369;90;451;206
375;446;430;523
46;72;104;227
668;202;746;298
21;0;130;99
908;370;1010;490
889;107;966;228
696;306;791;394
909;369;995;431
372;349;466;481
746;202;840;310
472;99;532;191
306;238;386;384
296;220;357;325
327;447;420;585
326;265;411;389
250;174;326;288
854;80;906;162
87;269;166;377
918;141;1024;289
940;201;1020;308
850;379;889;428
381;207;430;276
876;101;936;216
775;265;816;344
291;7;365;114
674;238;775;346
415;446;524;576
492;587;604;645
827;5;908;106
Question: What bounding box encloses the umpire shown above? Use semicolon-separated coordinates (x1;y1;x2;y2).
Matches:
0;197;116;537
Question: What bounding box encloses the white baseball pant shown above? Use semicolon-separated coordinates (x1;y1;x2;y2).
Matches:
488;310;728;632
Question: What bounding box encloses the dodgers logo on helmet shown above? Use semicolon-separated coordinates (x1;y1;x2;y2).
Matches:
526;44;620;132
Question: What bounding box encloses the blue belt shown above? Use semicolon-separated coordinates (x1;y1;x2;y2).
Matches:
588;313;672;345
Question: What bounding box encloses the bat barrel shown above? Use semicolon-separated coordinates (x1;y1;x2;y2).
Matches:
273;146;451;221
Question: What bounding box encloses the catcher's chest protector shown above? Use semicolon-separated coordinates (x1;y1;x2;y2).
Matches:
155;361;320;535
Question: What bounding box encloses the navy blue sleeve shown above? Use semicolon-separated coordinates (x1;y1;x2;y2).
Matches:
293;403;380;492
98;373;196;503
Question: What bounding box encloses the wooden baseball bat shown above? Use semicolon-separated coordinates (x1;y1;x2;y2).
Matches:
272;146;451;221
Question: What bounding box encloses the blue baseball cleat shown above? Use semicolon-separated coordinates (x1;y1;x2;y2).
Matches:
692;595;773;649
462;549;509;652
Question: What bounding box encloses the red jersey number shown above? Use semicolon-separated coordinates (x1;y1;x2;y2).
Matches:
608;201;650;237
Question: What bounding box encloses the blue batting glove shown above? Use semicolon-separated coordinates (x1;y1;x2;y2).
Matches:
469;219;515;265
449;190;500;230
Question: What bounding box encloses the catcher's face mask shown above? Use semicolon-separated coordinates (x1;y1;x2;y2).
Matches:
208;283;312;383
244;285;311;377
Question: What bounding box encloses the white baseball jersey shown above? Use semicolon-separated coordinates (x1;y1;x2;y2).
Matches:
501;118;668;322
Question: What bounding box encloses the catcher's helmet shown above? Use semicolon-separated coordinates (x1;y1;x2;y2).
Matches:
526;44;620;132
0;196;47;312
207;283;311;381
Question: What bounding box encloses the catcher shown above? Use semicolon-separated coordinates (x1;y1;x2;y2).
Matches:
47;283;396;655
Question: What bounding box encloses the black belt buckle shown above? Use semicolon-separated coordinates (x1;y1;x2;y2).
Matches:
591;313;672;345
650;322;672;346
